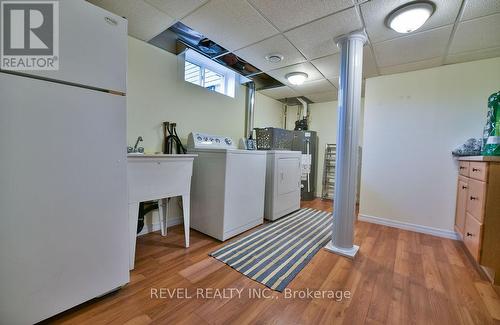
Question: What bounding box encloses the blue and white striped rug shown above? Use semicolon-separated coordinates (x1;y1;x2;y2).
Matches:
210;208;332;292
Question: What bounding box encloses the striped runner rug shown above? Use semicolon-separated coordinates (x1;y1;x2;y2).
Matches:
210;208;332;292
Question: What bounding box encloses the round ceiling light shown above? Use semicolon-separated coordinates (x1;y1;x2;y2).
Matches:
265;53;284;63
386;1;435;34
286;72;308;85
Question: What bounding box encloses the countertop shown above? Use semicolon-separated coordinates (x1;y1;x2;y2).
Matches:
127;154;197;159
457;156;500;162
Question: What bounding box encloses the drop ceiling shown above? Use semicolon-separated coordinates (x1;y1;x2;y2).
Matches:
88;0;500;103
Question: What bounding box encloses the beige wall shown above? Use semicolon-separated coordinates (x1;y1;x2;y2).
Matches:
127;37;283;232
127;36;283;153
359;57;500;234
284;101;365;197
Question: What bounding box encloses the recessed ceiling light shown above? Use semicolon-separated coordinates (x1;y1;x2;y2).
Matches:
386;1;435;34
286;72;308;85
265;53;284;63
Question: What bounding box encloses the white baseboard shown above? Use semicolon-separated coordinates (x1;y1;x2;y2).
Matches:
358;214;459;240
137;217;183;236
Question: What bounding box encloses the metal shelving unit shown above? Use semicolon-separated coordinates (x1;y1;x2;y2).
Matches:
321;144;336;200
321;144;363;202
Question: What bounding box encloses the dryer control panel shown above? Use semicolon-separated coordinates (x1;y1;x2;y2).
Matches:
187;132;236;149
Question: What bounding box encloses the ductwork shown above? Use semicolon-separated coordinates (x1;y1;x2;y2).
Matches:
297;97;308;119
245;82;256;139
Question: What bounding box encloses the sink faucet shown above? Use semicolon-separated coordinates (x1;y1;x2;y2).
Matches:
133;136;143;153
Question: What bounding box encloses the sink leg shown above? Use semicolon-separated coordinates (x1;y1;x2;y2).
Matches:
165;198;169;236
128;202;139;270
158;199;166;236
182;194;190;248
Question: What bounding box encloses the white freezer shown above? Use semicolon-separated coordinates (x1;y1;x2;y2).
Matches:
13;0;128;94
0;73;129;324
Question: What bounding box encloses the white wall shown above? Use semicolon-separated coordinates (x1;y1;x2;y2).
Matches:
127;37;284;232
360;57;500;233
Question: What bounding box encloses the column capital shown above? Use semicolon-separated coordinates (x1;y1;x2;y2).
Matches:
334;30;368;48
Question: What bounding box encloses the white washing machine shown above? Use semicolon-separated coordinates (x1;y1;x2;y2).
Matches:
187;132;267;241
264;151;302;221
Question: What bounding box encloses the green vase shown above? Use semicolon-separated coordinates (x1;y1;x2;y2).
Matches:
482;91;500;156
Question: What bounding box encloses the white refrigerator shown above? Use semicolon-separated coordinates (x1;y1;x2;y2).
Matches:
0;1;129;324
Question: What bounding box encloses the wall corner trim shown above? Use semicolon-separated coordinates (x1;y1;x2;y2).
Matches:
358;214;459;240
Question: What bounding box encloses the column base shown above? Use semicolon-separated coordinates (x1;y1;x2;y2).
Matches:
324;241;359;259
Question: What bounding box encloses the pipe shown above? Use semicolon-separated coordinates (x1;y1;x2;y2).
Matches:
283;103;288;129
244;82;256;139
297;97;308;119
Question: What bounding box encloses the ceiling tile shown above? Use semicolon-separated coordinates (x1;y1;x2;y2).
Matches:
449;13;500;54
266;62;324;87
181;0;279;51
311;53;340;79
292;79;337;95
461;0;500;21
285;8;362;60
306;90;338;103
445;46;500;65
328;78;339;89
361;0;461;43
259;86;298;100
373;25;453;67
328;79;365;97
247;0;355;32
88;0;175;41
378;57;443;75
312;46;378;79
234;35;306;72
144;0;207;19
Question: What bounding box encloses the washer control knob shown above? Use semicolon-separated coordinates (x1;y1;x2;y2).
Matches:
204;137;208;141
196;136;202;141
225;138;232;145
215;138;220;143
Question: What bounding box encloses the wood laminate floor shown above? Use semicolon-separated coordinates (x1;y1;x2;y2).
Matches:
48;199;499;325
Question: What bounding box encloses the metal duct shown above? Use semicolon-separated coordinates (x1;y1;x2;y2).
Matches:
297;97;308;119
245;82;256;139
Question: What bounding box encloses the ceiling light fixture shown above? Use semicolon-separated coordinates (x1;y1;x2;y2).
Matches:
386;1;435;34
286;72;308;85
265;53;284;63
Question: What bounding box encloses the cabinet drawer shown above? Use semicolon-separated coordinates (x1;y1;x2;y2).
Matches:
466;178;486;222
459;161;470;177
464;212;483;262
469;162;488;181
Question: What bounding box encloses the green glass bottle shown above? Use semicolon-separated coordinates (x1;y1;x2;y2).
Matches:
482;91;500;156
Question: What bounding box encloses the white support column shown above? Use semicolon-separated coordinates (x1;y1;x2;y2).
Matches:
324;31;367;258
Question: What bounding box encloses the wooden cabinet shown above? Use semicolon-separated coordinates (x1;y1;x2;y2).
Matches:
455;157;500;285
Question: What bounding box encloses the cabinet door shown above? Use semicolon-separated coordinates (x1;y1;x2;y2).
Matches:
466;178;487;223
455;177;468;236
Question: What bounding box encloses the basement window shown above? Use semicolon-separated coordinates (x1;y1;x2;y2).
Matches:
183;49;236;98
